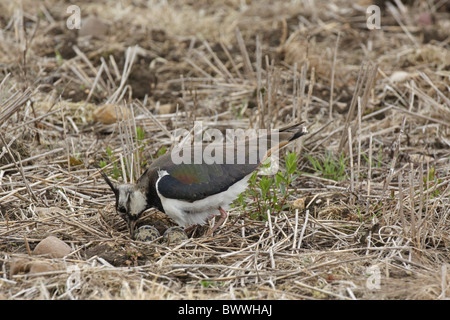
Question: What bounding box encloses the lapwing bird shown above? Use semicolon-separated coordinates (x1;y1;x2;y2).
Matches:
101;122;307;238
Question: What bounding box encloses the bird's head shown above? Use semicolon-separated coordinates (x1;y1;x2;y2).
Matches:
101;171;148;238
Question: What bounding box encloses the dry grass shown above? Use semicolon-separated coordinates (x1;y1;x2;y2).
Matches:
0;0;449;300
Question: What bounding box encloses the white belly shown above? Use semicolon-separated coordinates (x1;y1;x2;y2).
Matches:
156;172;251;227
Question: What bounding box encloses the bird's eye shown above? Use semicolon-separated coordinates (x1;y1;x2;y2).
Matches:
118;206;127;214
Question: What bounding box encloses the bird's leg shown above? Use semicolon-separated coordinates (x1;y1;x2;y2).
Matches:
184;224;198;233
206;207;228;237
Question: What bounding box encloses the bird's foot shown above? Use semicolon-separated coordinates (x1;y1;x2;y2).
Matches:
205;207;228;237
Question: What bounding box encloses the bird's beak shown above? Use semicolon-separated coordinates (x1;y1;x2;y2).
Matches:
128;219;138;239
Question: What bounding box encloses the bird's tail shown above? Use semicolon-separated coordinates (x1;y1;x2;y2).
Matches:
278;121;308;143
263;122;308;158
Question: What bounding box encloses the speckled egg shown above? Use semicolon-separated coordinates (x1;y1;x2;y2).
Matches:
134;225;161;242
162;227;188;245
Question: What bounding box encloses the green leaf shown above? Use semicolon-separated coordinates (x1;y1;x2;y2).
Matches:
157;146;167;158
136;127;145;144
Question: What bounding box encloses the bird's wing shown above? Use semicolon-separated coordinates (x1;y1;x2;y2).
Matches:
147;122;307;202
155;161;257;202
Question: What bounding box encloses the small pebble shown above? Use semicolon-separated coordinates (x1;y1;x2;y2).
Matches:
291;198;305;210
134;225;160;242
93;104;129;124
33;236;72;258
29;261;59;275
10;258;62;276
162;227;188;245
156;103;174;115
10;259;31;276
